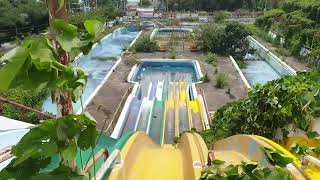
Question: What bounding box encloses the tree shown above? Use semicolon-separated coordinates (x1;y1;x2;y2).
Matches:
140;0;152;7
198;22;252;60
0;0;105;177
0;0;48;45
223;22;253;60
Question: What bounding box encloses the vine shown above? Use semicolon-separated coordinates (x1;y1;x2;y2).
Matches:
201;71;320;145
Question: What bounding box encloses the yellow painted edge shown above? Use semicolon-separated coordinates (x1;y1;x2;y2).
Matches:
174;82;179;137
161;100;167;145
254;135;300;166
255;135;320;180
196;98;206;130
187;101;193;130
284;136;320;150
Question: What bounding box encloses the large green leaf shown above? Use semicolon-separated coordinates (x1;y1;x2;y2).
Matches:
0;47;29;90
30;48;56;70
57;35;86;52
53;19;78;36
84;20;104;39
261;147;293;167
78;125;98;150
62;139;78;161
11;120;58;166
0;158;52;180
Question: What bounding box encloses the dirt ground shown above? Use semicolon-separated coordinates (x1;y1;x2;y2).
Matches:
86;42;248;132
85;60;134;132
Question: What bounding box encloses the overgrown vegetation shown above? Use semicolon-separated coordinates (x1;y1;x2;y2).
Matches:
200;159;291;180
198;22;253;61
215;73;228;88
253;1;320;67
290;143;320;160
0;88;48;124
0;114;98;179
0;17;105;179
207;52;218;66
200;74;210;83
167;0;282;11
132;36;159;53
69;6;122;28
201;71;320;145
0;0;48;45
124;58;139;67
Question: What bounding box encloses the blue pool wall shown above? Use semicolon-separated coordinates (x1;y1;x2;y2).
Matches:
248;36;296;76
127;59;204;84
231;36;296;88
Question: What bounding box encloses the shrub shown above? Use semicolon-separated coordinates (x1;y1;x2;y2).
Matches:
199;22;252;61
202;71;320;144
0;87;48;124
133;36;159;53
214;11;230;22
275;47;291;57
207;52;218;66
215;73;227;88
169;50;176;59
200;74;210;83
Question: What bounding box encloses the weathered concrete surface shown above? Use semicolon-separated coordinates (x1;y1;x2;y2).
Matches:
87;43;248;133
85;60;133;133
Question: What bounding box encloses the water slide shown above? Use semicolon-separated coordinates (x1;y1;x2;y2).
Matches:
113;80;209;144
106;132;313;180
148;81;165;144
188;99;205;131
108;132;208;180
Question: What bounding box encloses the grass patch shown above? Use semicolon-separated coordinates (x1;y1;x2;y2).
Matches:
200;74;210;83
215;73;228;88
275;47;292;57
124;58;139;66
207;52;218;66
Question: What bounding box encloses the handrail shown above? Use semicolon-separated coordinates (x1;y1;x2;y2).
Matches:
91;150;120;180
198;88;211;125
0;146;13;163
84;149;108;173
0;97;55;119
104;86;133;135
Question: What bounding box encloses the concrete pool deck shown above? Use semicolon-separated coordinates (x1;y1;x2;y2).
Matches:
86;48;248;132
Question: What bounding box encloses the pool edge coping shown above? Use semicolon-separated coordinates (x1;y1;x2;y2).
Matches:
248;36;297;75
126;58;204;84
229;56;252;89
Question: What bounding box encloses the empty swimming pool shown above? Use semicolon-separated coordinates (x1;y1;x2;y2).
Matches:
128;59;202;84
42;27;140;114
241;36;296;86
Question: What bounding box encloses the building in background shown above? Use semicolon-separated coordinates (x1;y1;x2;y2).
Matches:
137;8;154;18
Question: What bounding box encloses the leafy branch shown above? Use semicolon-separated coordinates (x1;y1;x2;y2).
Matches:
200;160;292;180
0;19;104;103
0;114;98;180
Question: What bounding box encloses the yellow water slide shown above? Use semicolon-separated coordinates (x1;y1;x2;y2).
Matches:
188;98;205;131
107;133;315;180
108;132;208;180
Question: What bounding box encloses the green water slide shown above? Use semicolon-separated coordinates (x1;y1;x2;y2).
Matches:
149;100;165;144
